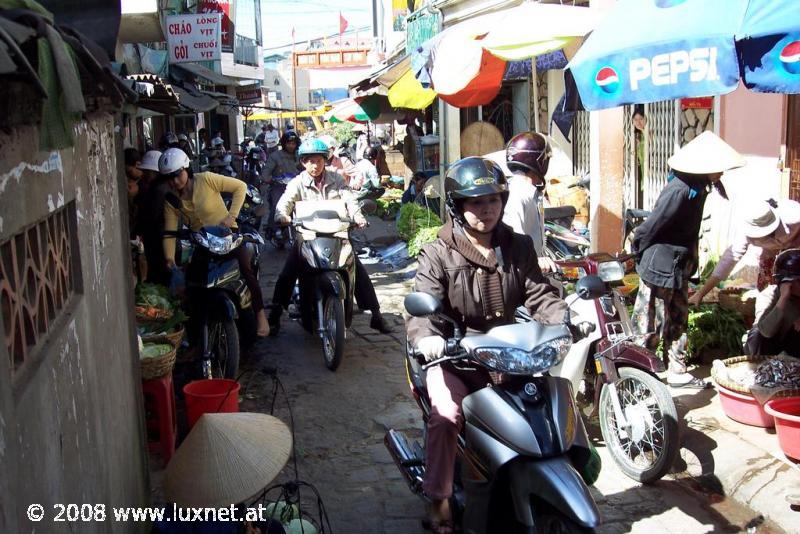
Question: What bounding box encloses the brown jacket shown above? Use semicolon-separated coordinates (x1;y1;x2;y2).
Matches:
406;220;567;346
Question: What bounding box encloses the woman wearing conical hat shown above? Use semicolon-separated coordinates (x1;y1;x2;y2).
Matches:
631;131;745;389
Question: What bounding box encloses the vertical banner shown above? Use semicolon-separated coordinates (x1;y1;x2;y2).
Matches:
199;0;235;53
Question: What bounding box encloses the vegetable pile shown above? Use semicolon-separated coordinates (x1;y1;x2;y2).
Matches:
134;283;187;334
686;304;747;360
140;343;173;360
396;203;442;257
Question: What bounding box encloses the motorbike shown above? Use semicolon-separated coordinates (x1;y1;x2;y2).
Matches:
547;253;680;483
544;206;590;260
166;195;265;380
386;291;602;533
289;200;356;371
264;172;296;249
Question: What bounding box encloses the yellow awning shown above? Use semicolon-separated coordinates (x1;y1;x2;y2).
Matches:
243;109;326;121
388;69;436;110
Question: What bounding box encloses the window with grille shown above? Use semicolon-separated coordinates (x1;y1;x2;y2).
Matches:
572;111;590;178
0;203;81;377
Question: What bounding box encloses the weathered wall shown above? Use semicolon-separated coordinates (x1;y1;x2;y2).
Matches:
0;114;148;533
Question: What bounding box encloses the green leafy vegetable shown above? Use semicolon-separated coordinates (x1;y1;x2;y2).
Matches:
397;203;441;242
408;225;442;257
686;304;746;361
140;343;173;359
135;283;176;312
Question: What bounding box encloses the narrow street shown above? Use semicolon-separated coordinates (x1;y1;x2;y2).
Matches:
238;243;780;534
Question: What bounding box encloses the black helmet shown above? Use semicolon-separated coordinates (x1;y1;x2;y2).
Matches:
444;157;508;223
773;249;800;283
280;131;299;147
506;131;551;176
364;145;381;161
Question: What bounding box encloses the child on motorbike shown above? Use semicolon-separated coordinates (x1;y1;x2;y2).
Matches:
268;138;392;335
160;148;270;337
405;156;568;533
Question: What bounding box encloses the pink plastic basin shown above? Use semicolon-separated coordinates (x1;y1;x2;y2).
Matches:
765;397;800;460
716;384;774;428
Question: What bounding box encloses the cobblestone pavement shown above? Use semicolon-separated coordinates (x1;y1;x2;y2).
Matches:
239;247;781;534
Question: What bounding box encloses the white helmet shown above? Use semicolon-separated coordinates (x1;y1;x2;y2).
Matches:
158;148;190;175
211;136;225;147
138;150;162;172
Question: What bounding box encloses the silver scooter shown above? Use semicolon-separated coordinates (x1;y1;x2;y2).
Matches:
386;289;602;533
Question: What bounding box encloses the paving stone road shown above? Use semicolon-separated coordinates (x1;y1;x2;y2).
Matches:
236;246;783;534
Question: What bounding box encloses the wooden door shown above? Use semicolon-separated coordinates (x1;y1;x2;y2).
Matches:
788;95;800;201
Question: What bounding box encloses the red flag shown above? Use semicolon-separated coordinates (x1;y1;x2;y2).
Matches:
339;12;349;36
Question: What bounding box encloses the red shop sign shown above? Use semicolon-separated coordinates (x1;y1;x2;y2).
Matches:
199;0;234;53
680;97;713;110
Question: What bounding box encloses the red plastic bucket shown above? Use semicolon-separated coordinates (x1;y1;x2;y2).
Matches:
183;379;240;429
716;384;774;428
765;397;800;460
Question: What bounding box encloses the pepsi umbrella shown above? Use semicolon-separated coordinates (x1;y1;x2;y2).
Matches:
737;0;800;93
567;0;748;110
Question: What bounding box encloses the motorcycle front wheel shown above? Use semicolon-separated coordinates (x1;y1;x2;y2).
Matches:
208;318;240;379
532;513;593;534
321;294;345;371
599;367;679;483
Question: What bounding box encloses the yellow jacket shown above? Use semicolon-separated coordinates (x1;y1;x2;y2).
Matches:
163;172;247;263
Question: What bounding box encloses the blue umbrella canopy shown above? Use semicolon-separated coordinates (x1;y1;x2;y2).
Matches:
737;0;800;93
567;0;749;110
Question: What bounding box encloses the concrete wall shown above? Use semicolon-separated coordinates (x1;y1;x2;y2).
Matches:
0;114;148;532
698;87;789;276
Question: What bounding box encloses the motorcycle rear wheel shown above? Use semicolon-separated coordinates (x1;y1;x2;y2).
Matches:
599;367;679;483
321;294;345;371
208;318;240;379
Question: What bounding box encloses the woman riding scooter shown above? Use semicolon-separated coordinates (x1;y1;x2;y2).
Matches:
406;156;569;533
160;148;270;337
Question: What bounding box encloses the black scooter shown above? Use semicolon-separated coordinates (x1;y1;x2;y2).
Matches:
386;289;601;533
166;194;264;379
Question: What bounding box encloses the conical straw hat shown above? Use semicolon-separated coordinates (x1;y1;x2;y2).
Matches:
165;412;292;508
667;131;745;174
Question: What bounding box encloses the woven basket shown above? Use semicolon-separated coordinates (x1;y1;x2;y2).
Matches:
141;325;185;348
135;306;173;326
711;355;800;398
717;289;755;318
140;346;177;380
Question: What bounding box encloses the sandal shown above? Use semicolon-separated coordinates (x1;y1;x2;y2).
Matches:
421;518;454;534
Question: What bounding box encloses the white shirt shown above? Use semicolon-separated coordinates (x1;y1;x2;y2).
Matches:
503;175;545;256
264;129;279;148
353;159;380;190
713;199;800;280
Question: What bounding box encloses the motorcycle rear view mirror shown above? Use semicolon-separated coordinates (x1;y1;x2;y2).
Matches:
404;292;442;317
575;275;606;300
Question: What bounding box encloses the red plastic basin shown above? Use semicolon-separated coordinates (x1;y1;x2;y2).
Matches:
183;379;240;429
765;397;800;460
716;384;774;428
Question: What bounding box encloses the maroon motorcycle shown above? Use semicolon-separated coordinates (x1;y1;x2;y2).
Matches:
519;252;680;483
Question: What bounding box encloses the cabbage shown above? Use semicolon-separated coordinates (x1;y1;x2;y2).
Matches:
140;343;172;359
263;501;299;523
283;519;317;534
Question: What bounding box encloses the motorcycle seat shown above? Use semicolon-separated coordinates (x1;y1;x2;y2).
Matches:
544;206;577;222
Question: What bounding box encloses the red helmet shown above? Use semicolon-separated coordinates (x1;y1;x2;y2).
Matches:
506;132;552;177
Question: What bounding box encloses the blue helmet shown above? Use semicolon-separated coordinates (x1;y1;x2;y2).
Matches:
298;138;329;158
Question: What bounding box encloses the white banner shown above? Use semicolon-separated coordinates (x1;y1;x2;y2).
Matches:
166;14;221;64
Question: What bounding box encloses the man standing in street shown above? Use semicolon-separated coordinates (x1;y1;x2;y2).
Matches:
502;131;556;273
261;123;280;155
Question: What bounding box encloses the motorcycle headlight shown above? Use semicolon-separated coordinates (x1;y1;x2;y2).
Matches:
597;261;624;282
473;336;572;375
201;233;241;255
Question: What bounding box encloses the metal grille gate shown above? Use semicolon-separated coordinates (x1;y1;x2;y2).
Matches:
644;100;680;209
572;111;590;178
